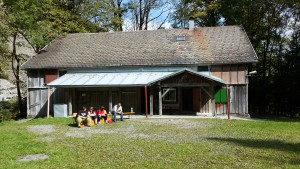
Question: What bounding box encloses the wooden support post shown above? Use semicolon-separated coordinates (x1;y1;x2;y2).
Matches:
246;84;248;114
26;74;30;117
150;87;153;116
47;87;51;119
145;86;148;118
159;86;162;116
210;85;215;116
226;85;230;120
109;90;112;112
68;88;72;116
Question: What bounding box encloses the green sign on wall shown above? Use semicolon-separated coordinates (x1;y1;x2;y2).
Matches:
214;88;227;103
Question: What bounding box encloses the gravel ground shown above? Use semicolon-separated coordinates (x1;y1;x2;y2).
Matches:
26;125;55;135
26;119;212;144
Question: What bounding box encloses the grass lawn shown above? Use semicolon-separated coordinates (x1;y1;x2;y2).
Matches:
0;117;299;169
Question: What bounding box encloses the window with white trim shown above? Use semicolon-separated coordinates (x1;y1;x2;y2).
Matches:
162;88;177;102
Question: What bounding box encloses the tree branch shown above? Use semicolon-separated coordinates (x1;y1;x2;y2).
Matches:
146;6;169;24
157;12;170;29
17;30;39;53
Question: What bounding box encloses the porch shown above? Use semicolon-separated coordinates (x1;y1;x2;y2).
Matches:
46;69;228;117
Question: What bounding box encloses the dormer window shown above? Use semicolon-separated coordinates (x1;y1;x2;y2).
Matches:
176;36;186;41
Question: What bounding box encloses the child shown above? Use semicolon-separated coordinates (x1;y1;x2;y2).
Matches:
96;106;108;125
88;107;97;125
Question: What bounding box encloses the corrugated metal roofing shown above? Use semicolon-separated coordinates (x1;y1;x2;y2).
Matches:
47;69;226;87
47;72;174;87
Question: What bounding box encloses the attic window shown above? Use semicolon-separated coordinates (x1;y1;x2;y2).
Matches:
176;36;186;41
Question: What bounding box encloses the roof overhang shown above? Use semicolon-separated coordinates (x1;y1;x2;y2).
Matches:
47;69;227;88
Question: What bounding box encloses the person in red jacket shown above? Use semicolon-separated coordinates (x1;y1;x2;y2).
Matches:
96;106;108;125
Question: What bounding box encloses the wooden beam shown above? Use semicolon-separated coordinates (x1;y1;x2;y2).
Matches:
160;83;209;87
150;88;153;116
161;87;175;98
246;84;248;114
47;87;50;119
159;87;162;116
200;86;213;98
210;86;215;116
227;85;230;120
68;88;72;116
109;90;112;112
145;86;148;118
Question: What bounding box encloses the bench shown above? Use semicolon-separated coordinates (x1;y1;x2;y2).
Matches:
123;112;135;119
72;113;112;126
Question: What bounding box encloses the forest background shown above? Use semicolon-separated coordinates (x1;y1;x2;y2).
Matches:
0;0;299;118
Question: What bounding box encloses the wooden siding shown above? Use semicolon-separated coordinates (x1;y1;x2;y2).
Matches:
230;85;248;114
28;88;49;117
198;87;211;113
44;69;57;84
73;87;138;113
161;72;211;85
211;65;247;84
27;70;50;117
215;103;227;115
214;85;248;115
28;70;45;88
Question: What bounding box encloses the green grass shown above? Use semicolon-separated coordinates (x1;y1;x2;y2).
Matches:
0;117;299;169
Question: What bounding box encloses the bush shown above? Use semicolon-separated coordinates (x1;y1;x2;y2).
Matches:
0;109;13;122
0;98;20;122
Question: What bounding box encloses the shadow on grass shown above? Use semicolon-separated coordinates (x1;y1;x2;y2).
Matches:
68;123;78;127
250;114;300;122
207;137;300;154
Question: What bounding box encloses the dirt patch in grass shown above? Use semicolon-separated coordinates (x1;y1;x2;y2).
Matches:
26;119;210;144
27;125;55;135
145;119;210;129
18;154;49;162
65;124;136;139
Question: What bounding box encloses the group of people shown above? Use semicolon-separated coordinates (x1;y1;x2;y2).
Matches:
76;103;124;128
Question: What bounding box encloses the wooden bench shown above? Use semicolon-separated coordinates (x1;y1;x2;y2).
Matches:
123;112;135;119
72;113;112;126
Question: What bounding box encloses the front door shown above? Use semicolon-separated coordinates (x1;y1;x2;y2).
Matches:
182;88;193;114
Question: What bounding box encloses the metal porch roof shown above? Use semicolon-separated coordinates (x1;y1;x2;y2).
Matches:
47;69;226;87
47;72;174;87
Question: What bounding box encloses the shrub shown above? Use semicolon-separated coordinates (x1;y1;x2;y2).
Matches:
0;98;20;122
0;109;13;122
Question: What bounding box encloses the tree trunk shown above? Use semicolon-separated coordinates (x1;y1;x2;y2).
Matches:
12;32;25;118
117;0;123;31
139;0;143;30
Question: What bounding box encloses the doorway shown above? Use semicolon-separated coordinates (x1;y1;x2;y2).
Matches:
182;88;194;114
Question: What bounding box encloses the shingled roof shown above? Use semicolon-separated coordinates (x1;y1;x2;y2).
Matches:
22;26;258;69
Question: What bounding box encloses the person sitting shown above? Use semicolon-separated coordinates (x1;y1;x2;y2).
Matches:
76;106;91;128
88;106;97;125
96;106;108;125
111;103;123;122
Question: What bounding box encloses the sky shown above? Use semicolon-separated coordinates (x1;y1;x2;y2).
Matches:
122;0;174;31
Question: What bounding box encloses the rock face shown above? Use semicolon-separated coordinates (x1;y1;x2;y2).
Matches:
1;33;36;102
0;78;18;101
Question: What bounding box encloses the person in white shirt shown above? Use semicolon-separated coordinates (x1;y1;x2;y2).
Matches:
111;103;123;122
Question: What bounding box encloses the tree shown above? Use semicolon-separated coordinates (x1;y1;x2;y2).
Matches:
171;0;221;27
0;1;9;79
126;0;172;30
2;0;100;117
171;0;300;116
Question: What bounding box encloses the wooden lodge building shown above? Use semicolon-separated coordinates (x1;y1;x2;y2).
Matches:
21;24;258;118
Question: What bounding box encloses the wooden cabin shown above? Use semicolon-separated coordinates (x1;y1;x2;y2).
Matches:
22;25;257;118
